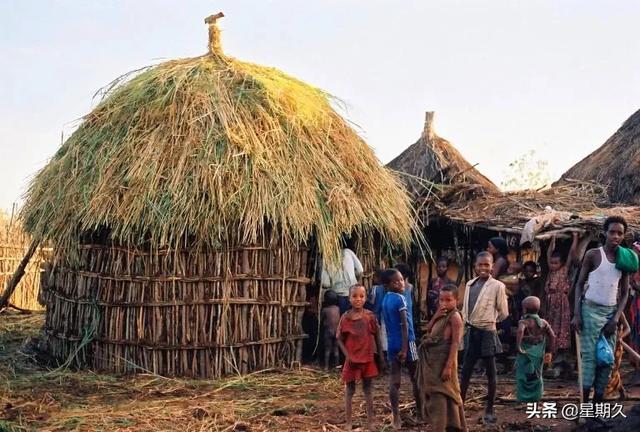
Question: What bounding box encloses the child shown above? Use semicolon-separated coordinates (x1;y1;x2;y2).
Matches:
515;296;556;402
381;268;423;429
543;233;578;378
605;314;631;399
322;290;341;370
520;261;542;301
428;257;455;317
337;284;384;431
365;270;388;360
460;252;509;424
418;284;466;432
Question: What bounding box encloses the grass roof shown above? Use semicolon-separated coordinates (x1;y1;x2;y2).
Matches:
555;108;640;205
387;111;499;198
21;15;413;260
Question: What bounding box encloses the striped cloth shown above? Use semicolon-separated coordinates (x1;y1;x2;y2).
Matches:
580;300;617;394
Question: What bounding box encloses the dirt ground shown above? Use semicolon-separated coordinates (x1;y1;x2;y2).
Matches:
1;312;639;431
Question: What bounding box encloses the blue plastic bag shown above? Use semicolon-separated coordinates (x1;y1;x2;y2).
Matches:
596;334;614;367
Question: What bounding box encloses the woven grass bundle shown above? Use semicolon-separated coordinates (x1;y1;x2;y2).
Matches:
20;14;413;377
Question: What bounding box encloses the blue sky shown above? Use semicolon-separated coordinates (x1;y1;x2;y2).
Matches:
1;0;639;209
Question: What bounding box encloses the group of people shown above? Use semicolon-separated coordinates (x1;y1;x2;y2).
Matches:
319;216;639;431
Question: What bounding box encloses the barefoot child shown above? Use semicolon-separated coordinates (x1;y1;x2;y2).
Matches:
322;290;341;370
337;284;385;431
418;285;466;432
605;314;631;400
543;233;578;378
460;252;509;424
515;296;556;402
382;268;423;429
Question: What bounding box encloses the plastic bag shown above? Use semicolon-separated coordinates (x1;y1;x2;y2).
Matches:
596;334;614;367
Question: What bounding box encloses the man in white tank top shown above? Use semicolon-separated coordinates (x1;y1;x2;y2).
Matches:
572;216;630;403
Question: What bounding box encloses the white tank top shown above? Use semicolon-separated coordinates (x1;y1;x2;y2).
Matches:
584;247;621;306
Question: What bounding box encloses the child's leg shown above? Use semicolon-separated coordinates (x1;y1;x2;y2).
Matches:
345;381;356;430
363;378;374;430
332;339;339;368
460;353;478;401
483;356;497;417
389;359;402;429
406;360;424;421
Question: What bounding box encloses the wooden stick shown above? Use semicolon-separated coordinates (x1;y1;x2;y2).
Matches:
621;340;640;363
575;330;586;425
0;239;39;310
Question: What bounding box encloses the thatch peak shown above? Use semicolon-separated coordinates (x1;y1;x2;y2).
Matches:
387;111;499;198
205;12;225;56
21;22;414;262
554;108;640;205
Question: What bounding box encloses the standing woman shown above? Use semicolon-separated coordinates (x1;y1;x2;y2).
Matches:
487;237;509;279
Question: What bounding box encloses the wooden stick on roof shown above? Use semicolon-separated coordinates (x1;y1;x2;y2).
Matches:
205;12;225;55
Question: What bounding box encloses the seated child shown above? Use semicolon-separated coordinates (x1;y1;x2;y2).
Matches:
543;233;578;378
605;314;631;400
337;284;385;431
515;296;556;402
322;290;341;370
418;285;466;432
428;257;455;317
382;268;423;429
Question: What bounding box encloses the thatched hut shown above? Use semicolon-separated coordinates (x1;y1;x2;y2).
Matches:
387;111;499;198
555;108;640;205
0;210;46;311
20;14;413;377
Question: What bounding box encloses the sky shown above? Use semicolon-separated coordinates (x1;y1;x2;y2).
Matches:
1;0;639;210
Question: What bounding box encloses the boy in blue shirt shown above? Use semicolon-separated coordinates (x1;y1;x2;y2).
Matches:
382;268;422;429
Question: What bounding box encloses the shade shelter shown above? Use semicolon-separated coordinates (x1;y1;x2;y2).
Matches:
19;14;413;377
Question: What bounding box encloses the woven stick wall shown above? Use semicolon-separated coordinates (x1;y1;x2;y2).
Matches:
0;212;45;311
40;238;310;377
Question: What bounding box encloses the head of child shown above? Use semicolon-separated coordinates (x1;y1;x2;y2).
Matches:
348;284;367;310
474;251;493;279
603;215;627;249
521;296;541;315
323;289;339;308
549;251;565;271
487;237;508;258
436;257;449;278
507;261;522;275
439;284;458;312
394;263;412;286
381;268;404;293
523;261;537;280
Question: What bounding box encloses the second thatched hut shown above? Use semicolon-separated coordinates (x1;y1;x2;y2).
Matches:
21;14;413;378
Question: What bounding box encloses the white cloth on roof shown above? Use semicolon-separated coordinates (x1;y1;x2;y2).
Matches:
321;248;364;296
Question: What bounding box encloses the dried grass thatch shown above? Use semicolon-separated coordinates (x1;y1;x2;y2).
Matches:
387;111;499;198
17;14;414;378
426;180;640;238
555;108;640;205
21;16;413;262
0;208;45;311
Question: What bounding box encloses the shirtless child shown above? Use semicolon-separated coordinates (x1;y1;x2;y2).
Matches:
515;296;556;402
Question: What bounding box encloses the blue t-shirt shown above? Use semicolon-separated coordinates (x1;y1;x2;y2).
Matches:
382;291;416;353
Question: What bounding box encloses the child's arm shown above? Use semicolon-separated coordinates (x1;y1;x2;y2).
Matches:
398;309;409;362
516;320;526;354
373;318;387;370
547;235;556;269
620;314;631;339
441;312;463;382
335;316;349;363
567;231;579;267
544;320;557;353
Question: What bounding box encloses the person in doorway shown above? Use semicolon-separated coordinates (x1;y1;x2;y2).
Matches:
487;237;509;279
321;290;341;370
572;216;630;403
460;252;509;424
321;247;364;315
428;257;455;317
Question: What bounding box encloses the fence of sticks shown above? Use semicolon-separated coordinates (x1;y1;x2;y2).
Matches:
40;234;313;378
0;210;46;311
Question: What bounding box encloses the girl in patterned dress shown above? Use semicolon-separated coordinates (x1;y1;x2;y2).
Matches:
543;233;578;378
